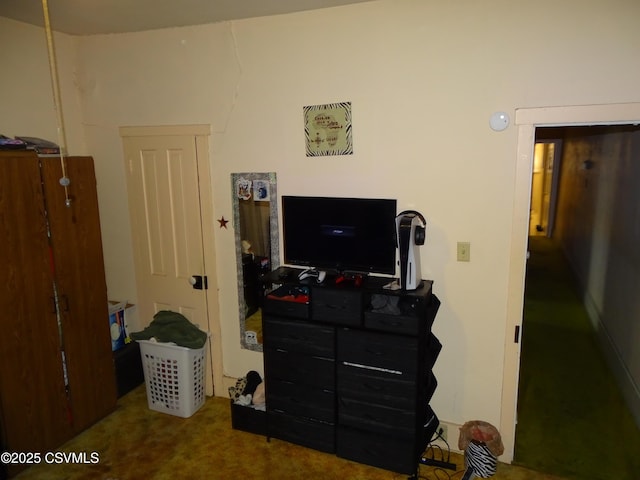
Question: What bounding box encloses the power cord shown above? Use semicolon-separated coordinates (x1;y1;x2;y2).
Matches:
420;427;457;471
413;427;471;479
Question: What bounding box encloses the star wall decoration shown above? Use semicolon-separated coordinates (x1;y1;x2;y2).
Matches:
218;216;229;229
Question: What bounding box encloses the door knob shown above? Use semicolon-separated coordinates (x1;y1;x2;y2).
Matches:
189;275;208;290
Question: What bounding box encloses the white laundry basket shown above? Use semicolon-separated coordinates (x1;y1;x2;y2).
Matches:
137;339;207;418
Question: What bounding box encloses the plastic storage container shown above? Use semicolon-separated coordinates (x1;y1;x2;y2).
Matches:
138;339;207;418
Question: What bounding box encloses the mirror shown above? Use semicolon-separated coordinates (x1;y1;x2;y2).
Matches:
231;172;279;351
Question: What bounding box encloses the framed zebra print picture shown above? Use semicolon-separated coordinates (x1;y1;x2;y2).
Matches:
303;102;353;156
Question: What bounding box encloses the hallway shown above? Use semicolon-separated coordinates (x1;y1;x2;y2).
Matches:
514;236;640;479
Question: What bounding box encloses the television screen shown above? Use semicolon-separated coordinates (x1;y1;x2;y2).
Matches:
282;196;397;275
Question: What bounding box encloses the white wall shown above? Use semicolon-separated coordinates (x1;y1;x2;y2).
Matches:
0;19;85;152
3;0;640;460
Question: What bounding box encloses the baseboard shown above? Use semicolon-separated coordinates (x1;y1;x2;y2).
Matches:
583;292;640;428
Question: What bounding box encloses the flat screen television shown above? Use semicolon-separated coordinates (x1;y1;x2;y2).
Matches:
281;196;397;275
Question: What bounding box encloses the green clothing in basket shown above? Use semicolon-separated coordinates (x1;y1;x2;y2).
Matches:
131;310;208;349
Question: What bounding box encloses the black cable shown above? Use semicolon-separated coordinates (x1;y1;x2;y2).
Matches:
422;445;441;460
431;428;452;460
417;464;468;480
420;427;457;471
415;465;456;480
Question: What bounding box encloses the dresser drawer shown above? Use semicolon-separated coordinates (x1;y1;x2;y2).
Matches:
263;316;335;357
423;371;437;405
264;349;335;388
364;294;440;336
263;286;310;319
338;395;417;435
425;333;442;370
267;379;334;423
267;411;335;453
230;401;266;436
337;328;418;376
337;363;416;409
336;426;417;475
311;287;363;326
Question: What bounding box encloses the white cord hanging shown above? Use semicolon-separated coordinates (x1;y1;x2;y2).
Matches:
42;0;71;206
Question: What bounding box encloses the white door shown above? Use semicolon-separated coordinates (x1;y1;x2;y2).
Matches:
120;125;222;396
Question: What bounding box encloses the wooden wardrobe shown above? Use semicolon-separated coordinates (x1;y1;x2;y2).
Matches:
0;151;116;476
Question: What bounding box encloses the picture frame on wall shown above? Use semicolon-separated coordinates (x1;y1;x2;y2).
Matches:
253;179;270;201
303;102;353;156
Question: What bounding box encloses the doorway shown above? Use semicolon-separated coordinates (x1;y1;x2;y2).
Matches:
528;139;562;238
500;103;640;462
119;125;224;397
514;125;640;477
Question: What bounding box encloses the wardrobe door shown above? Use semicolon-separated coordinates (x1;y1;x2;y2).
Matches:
0;152;73;468
42;156;117;433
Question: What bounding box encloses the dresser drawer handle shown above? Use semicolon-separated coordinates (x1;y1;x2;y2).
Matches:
343;361;403;375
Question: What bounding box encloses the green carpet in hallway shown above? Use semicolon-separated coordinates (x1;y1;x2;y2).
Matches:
514;236;640;480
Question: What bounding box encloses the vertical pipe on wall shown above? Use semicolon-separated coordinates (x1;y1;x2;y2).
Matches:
41;0;71;206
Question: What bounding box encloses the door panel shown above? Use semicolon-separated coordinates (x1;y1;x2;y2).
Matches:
42;156;117;432
0;153;72;473
122;126;221;396
123;135;208;331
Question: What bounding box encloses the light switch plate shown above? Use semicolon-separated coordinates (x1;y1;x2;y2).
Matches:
457;242;470;262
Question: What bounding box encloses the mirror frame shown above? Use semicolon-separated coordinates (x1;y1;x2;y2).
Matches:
231;172;279;351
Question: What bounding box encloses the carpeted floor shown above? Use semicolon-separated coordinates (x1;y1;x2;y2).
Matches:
514;236;640;480
12;384;567;480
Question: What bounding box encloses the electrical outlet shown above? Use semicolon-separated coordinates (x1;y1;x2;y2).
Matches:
457;242;470;262
438;423;448;441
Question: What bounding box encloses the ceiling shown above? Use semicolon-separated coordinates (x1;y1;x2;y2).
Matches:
0;0;374;35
